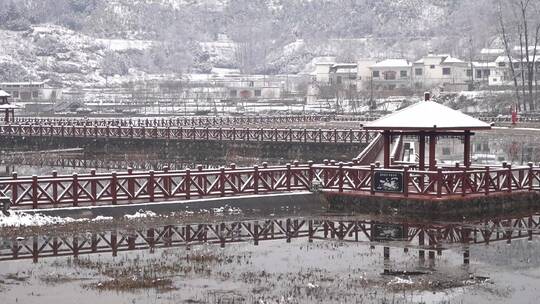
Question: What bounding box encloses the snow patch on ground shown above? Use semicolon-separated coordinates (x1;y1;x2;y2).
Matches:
124;210;158;219
0;211;113;227
387;276;414;286
212;205;242;214
96;38;153;51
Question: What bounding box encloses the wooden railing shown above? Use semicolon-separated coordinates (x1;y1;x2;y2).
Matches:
1;162;539;209
355;133;383;165
12;114;380;127
12;115;333;127
3;214;540;262
0;124;374;144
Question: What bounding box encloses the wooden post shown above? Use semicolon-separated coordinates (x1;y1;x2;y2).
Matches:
528;162;534;191
148;170;155;202
436;167;443;198
308;161;314;189
464;130;471;168
185;168;191;200
484;166;490;195
286;163;291;191
111;172;117;205
253;165;259;194
338;162;344;192
90;169;97;205
52;171;58;207
72;173;78;207
127;167;134;200
370;164;375;195
507;164;512;193
429;134;437;171
403;166;409;197
31;175;38;209
220;167;226;197
383;131;391;168
11;172;17;207
419;133;426;171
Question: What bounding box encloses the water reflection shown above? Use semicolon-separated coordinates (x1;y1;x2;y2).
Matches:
2;213;539;265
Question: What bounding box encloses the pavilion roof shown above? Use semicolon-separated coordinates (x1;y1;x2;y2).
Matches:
0;90;11;97
365;101;491;131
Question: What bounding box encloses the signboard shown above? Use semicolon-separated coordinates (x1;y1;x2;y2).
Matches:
372;171;404;193
372;224;406;241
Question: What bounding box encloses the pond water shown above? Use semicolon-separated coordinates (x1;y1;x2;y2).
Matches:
2;127;540;303
1;211;540;303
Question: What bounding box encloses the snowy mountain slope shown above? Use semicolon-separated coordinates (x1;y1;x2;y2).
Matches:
0;0;497;84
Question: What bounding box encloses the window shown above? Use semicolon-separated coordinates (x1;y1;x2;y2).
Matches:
229;90;237;97
336;76;342;84
20;92;31;100
12;91;19;98
400;70;408;78
466;69;472;77
442;147;451;155
32;91;39;98
430;65;435;69
372;71;380;78
415;68;423;76
248;81;254;87
483;69;490;77
498;62;506;67
442;67;451;75
493;78;498;82
349;75;357;80
384;71;396;80
476;70;482;79
254;89;261;97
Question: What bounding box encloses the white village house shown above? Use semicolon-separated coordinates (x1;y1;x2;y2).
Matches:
412;54;470;91
369;59;412;90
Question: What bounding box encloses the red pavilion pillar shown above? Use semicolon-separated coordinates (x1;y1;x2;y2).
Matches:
464;130;471;168
429;134;437;171
419;133;426;170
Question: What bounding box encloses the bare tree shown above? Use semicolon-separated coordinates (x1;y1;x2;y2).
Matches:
498;1;523;111
498;0;540;111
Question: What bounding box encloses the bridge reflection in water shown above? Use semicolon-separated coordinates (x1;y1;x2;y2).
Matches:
2;213;539;264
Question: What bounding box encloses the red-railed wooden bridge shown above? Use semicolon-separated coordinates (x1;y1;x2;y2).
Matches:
1;160;540;209
2;214;539;263
12;114;337;128
2;153;221;171
2;94;538;210
0;124;374;144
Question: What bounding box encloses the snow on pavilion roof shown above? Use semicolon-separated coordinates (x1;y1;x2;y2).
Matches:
0;90;11;97
365;101;491;131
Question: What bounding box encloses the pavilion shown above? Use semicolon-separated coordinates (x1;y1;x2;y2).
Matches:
364;93;491;170
0;90;17;123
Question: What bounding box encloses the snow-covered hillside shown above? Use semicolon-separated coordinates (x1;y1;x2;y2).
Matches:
0;0;498;85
